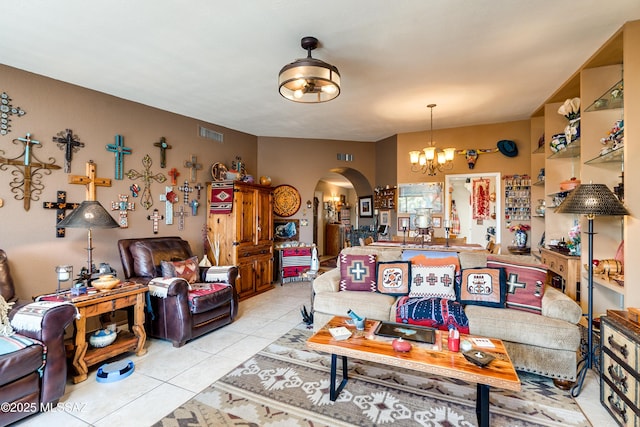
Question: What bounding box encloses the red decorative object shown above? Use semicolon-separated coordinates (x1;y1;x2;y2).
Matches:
472;178;490;219
392;338;412;352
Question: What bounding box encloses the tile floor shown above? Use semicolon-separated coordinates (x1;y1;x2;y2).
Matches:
16;281;615;426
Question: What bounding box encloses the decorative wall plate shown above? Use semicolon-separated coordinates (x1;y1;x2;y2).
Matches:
211;162;228;181
273;184;301;217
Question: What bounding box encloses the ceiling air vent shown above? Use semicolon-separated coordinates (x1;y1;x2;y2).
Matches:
198;125;224;143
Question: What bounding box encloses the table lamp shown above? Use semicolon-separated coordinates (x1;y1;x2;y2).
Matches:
55;265;73;295
555;183;628;396
56;200;120;283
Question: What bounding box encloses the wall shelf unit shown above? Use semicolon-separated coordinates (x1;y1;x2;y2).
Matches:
583;146;623;165
584;79;623;112
547;140;581;159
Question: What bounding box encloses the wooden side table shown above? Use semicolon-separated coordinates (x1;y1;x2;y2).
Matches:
43;283;148;383
540;247;581;302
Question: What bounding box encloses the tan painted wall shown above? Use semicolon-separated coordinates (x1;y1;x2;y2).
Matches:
0;64;256;297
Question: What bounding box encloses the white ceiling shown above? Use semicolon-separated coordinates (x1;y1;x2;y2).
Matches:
2;1;640;142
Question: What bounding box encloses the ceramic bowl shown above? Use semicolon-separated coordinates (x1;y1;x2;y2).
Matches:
92;275;121;292
89;329;117;348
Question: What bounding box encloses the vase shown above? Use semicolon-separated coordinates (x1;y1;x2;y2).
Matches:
565;117;580;143
514;230;527;248
535;199;546;216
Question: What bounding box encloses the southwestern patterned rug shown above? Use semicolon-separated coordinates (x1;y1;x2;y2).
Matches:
155;324;591;427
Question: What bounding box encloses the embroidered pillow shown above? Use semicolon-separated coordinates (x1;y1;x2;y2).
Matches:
339;253;377;292
161;256;199;284
409;264;457;300
458;267;507;308
396;296;469;333
487;256;547;314
376;261;411;296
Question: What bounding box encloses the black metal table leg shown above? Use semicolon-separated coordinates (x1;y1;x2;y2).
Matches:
476;383;490;427
329;353;348;401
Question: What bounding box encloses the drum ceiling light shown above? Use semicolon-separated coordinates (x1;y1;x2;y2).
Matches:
278;36;341;103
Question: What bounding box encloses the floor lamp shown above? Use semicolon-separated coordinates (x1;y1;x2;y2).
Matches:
555;183;628;397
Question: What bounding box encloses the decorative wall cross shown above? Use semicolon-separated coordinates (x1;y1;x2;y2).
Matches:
106;134;132;180
168;167;179;186
158;186;178;225
194;183;204;199
126;154;167;209
147;208;164;234
69;160;111;201
189;199;200;216
42;190;79;237
53;129;84;173
184;154;202;182
178;180;193;205
0;92;27;136
153;137;172;168
174;205;189;231
0;133;61;211
111;194;135;228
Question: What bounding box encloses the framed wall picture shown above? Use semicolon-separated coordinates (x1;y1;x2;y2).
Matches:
398;216;411;230
379;210;390;226
359;196;373;218
274;219;299;242
432;215;442;228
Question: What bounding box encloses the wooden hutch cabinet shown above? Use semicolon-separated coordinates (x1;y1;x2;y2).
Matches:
207;181;274;300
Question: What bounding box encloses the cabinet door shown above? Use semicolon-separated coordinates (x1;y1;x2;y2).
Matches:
256;188;273;245
235;185;256;245
255;254;273;292
236;261;256;299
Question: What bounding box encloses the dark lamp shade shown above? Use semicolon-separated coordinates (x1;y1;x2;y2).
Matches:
556;184;629;216
57;200;120;229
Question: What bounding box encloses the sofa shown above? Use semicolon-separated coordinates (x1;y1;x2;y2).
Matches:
118;237;239;347
0;249;77;425
312;246;583;386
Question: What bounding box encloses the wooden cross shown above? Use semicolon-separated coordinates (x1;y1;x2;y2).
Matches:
178;180;193;205
0;133;61;211
53;129;84;173
174;205;189;231
189;198;200;216
106;134;132;180
126;154;167;209
42;190;80;237
111;194;135;228
168;167;180;186
69;160;111;201
158;186;178;225
184;154;202;182
153;137;172;168
147;208;164;234
194;182;204;199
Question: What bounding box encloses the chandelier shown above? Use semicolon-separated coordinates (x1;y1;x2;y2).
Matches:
278;36;341;103
409;104;455;175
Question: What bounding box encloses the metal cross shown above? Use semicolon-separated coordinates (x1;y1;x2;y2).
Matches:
53;129;84;173
111;194;135;228
0;91;26;136
174;205;189;231
189;199;200;216
147;208;164;234
184;154;202;182
106;134;132;180
178;180;193;205
0;133;61;211
153;137;172;168
194;182;204;199
158;186;178;225
126;154;167;209
168;167;180;186
69;160;111;201
42;190;80;237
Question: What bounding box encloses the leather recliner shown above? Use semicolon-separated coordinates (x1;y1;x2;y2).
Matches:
117;237;239;347
0;249;77;426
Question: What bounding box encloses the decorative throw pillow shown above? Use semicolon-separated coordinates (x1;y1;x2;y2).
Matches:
396;296;470;333
403;250;462;298
409;264;457;300
458;267;507;308
487;256;547;314
339;253;377;292
161;256;199;284
376;261;411;296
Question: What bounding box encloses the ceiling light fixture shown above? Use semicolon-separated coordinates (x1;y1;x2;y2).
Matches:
278;36;341;103
409;104;456;175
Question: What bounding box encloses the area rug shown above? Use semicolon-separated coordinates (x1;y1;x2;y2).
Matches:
155;324;590;427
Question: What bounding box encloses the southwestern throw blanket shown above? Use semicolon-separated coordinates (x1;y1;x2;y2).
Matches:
155;324;590;426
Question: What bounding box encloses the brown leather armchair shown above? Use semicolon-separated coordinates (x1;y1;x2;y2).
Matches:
117;237;239;347
0;249;77;426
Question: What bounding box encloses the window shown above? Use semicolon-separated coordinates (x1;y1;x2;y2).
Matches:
398;182;444;214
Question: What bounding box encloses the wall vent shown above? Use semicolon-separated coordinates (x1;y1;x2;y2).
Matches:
199;125;224;143
337;153;354;161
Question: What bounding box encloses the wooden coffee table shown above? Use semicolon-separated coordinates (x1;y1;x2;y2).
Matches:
307;316;521;427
